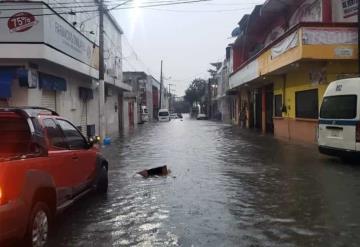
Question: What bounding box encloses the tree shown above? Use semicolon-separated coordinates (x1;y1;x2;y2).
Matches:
184;78;207;106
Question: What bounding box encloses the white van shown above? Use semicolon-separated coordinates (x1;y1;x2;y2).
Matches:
158;109;170;122
318;78;360;158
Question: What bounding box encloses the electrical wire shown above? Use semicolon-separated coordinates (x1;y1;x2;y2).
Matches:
0;0;212;18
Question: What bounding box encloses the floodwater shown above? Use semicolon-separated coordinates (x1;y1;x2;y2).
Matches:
48;115;360;247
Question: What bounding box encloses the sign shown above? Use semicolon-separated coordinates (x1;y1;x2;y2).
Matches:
28;68;39;88
8;12;38;33
335;47;354;58
342;0;358;18
271;31;299;59
303;27;357;45
0;3;97;69
229;59;259;89
332;0;358;22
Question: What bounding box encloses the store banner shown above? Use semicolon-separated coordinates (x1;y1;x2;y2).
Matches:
0;3;97;68
342;0;358;18
271;31;299;59
302;27;357;45
332;0;358;22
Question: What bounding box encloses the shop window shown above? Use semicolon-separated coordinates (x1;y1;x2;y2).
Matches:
295;89;318;119
274;95;282;117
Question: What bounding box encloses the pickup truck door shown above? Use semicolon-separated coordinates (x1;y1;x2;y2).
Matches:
56;119;97;195
42;118;75;205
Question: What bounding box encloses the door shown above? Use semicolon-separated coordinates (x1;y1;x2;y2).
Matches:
265;84;274;133
129;101;134;127
57;119;97;195
41;90;56;111
42;118;74;205
118;93;123;132
255;90;262;129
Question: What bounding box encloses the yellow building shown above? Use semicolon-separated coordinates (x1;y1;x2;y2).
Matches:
228;0;358;143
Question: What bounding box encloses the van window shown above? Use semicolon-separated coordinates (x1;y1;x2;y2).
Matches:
159;111;169;117
320;95;357;119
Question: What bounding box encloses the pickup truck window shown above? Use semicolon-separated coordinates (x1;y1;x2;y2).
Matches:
57;119;87;150
0;113;31;158
43;119;67;149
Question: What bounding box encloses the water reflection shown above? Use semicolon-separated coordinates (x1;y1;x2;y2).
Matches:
47;115;360;247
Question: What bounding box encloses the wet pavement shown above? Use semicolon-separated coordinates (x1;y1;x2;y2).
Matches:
48;115;360;247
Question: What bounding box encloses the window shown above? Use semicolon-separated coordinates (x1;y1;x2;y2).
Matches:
159;111;169;116
320;95;357;119
57;119;87;150
43;119;67;149
0;113;31;157
274;95;282;117
295;89;318;119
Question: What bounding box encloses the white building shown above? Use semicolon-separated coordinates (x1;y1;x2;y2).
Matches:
0;1;131;138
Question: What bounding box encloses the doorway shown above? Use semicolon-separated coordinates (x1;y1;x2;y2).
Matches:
265;84;274;133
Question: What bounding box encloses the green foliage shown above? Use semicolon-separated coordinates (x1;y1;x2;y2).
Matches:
184;78;207;105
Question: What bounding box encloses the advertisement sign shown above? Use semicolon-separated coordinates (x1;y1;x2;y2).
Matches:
342;0;358;18
271;31;299;59
0;3;97;69
229;60;259;89
302;27;357;45
7;12;38;33
332;0;358;22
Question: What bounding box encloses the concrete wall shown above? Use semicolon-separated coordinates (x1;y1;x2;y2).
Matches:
5;61;100;136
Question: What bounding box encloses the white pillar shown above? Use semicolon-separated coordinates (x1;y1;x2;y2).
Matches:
99;79;106;139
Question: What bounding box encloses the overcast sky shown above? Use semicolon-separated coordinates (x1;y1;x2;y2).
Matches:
113;0;262;96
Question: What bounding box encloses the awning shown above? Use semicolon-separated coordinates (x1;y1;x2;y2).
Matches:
0;67;17;98
39;72;67;91
79;87;94;101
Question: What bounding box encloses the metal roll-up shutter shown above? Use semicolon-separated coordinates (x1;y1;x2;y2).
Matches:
41;90;56;111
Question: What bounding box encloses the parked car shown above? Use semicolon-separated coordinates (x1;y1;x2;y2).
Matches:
158;109;170;122
197;113;208;120
140;105;149;122
0;107;109;247
318;78;360;159
170;113;178;119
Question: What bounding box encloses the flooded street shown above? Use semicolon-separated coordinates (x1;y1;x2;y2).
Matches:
49;115;360;247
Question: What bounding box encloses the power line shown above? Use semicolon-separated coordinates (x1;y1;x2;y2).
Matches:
0;0;212;18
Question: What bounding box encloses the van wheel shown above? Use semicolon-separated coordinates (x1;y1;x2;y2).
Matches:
96;166;108;194
26;202;51;247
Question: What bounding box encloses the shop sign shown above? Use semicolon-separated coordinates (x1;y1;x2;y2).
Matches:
335;47;354;58
229;59;259;89
0;3;97;69
8;12;38;33
303;28;357;45
342;0;358;18
271;31;299;59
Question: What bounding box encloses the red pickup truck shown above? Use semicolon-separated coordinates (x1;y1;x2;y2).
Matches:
0;107;109;247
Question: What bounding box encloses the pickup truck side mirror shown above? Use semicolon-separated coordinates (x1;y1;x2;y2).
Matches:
88;136;101;148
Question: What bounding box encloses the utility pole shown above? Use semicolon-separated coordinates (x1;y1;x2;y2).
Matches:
99;0;106;139
168;83;175;112
159;60;163;109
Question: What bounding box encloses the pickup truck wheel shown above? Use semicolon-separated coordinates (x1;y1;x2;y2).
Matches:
96;166;108;194
26;202;51;247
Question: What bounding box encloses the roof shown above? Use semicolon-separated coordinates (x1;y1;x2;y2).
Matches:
0;107;59;118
